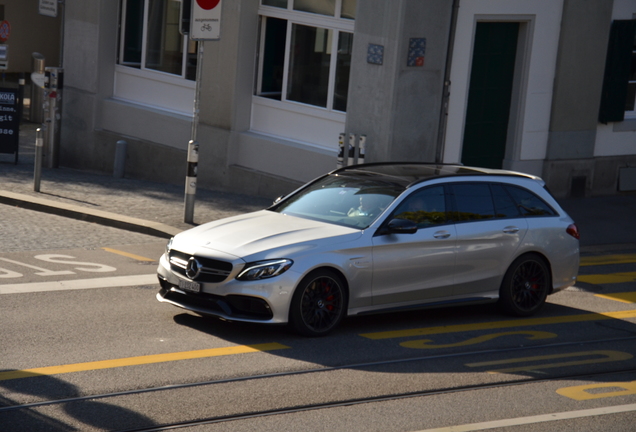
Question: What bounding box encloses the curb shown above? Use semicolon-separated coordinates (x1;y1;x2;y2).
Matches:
0;190;181;239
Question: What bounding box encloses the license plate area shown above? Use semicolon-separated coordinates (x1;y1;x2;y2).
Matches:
178;279;201;293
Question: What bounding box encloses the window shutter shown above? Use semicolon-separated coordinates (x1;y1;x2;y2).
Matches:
599;20;636;124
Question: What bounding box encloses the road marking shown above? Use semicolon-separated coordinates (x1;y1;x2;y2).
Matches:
557;380;636;400
577;272;636;285
466;350;633;374
400;331;557;349
102;247;156;262
580;253;636;266
595;292;636;304
0;343;290;382
0;274;158;294
413;403;636;432
0;257;74;277
360;309;636;340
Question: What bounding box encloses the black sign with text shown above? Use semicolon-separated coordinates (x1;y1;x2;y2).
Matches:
0;87;19;158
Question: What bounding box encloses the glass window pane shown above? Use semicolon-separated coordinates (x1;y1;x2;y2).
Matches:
504;186;556;217
287;24;331;108
259;17;287;100
294;0;335;17
491;184;521;218
341;0;356;19
452;184;495;221
333;31;353;111
145;0;185;76
262;0;287;8
394;186;447;228
186;40;198;81
122;0;144;67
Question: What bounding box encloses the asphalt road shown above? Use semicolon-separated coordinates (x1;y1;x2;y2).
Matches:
1;206;636;432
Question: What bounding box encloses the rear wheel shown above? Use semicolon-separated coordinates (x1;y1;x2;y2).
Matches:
499;254;550;316
289;269;347;337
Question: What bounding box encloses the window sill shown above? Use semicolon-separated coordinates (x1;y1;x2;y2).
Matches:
613;117;636;132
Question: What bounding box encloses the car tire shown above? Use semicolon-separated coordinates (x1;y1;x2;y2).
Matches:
498;254;550;317
289;269;347;337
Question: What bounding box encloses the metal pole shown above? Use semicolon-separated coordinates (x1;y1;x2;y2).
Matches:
34;128;43;192
184;41;204;223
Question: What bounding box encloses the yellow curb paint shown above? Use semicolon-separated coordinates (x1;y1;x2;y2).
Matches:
360;309;636;340
102;247;156;262
0;343;290;382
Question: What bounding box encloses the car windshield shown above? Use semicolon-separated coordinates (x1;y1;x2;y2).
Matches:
270;174;405;229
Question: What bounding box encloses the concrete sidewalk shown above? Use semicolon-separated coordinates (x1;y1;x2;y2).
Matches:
1;122;636;249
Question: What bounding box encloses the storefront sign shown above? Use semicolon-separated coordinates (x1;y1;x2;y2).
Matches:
0;88;19;158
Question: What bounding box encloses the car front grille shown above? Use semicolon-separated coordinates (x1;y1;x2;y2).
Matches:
169;250;232;283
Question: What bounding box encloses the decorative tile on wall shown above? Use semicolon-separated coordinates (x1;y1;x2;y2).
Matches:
407;37;426;67
367;44;384;65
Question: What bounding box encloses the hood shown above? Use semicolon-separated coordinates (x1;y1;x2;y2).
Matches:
172;210;361;259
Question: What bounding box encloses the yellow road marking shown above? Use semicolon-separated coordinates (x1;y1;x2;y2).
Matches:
466;350;633;374
102;247;156;262
577;272;636;285
557;380;636;401
580;254;636;266
595;292;636;304
0;343;290;382
400;331;557;349
360;309;636;340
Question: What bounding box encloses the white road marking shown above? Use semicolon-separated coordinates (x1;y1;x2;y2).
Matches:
414;403;636;431
0;274;158;294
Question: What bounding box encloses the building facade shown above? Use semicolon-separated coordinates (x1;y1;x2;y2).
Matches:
57;0;636;199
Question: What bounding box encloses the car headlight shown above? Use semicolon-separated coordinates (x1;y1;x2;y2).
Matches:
237;259;293;281
165;237;173;255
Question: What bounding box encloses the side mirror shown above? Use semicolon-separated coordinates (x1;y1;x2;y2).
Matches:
386;218;418;234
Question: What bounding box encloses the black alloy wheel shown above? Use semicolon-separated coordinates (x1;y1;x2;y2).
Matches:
289;269;347;337
499;254;550;317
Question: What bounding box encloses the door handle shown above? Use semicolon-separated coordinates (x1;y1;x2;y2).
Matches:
503;226;520;234
433;231;451;239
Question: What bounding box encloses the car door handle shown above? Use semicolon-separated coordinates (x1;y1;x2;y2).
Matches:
503;226;520;234
433;231;451;239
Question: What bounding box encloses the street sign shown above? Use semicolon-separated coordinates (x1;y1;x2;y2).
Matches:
190;0;222;40
0;21;10;43
39;0;58;17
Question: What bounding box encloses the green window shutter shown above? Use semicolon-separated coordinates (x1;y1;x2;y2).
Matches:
599;20;636;124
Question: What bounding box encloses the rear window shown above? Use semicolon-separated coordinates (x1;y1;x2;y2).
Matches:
504;185;556;216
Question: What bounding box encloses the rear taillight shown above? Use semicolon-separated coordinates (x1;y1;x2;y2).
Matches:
566;224;580;240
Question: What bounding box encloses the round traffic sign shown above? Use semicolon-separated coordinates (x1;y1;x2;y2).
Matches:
0;21;10;42
196;0;220;10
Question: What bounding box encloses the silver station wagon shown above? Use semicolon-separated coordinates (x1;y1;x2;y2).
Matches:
157;163;580;336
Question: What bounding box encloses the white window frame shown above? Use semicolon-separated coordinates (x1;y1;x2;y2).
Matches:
115;0;195;116
253;2;355;149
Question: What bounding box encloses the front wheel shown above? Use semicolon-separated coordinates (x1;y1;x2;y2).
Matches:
499;254;550;317
289;269;347;337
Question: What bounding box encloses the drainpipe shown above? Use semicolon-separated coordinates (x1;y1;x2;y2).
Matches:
435;0;460;164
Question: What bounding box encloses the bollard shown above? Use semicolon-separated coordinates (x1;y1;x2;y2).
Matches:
184;140;199;224
34;128;43;192
113;140;127;178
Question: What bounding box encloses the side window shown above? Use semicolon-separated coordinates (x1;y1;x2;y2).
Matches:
491;184;521;218
504;186;557;217
451;183;495;221
394;186;447;228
